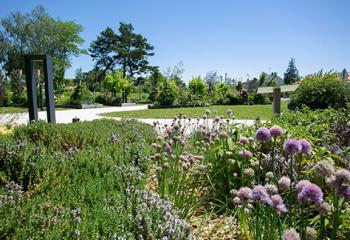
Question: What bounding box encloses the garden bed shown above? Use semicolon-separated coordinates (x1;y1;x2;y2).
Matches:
1;106;349;239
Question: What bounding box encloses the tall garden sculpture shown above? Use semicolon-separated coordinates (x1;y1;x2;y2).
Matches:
24;55;56;123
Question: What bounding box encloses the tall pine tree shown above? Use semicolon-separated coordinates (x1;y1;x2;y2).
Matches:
284;58;300;84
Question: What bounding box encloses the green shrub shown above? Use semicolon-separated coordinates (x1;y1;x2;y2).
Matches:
95;93;122;106
288;71;350;110
70;84;95;105
155;80;178;106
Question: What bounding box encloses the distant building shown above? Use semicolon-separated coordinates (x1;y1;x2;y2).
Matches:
265;72;284;86
242;78;258;91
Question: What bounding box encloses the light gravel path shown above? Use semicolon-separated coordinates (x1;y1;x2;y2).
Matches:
0;105;148;125
0;105;256;128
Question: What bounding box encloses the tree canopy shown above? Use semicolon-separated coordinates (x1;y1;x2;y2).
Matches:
0;6;85;92
284;58;300;85
90;22;155;78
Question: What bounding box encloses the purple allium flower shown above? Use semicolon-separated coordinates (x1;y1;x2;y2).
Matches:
232;197;241;205
237;187;252;201
305;227;317;240
276;203;288;213
338;186;350;201
255;127;272;143
226;109;232;115
252;185;272;205
271;194;288;213
298;183;323;206
295;180;311;192
284;139;302;155
239;150;253;159
271;194;283;205
269;125;283;138
278;176;291;191
318;202;332;214
165;144;172;155
243;168;255;177
239;137;249;145
315;160;334;177
283;228;300;240
166;127;173;134
299;139;312;155
335;169;350;187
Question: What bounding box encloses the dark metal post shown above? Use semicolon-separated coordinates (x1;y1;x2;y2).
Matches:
24;56;38;122
43;55;56;123
273;87;281;114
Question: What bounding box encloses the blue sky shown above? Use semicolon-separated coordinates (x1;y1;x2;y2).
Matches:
1;0;349;82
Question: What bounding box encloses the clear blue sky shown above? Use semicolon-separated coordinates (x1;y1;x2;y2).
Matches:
1;0;349;82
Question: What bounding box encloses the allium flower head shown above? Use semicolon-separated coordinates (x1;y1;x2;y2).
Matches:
315;160;334;177
284;139;302;155
239;137;249;145
237;187;252;201
166;127;173;134
255;127;272;143
278;176;291;191
243;168;255;177
269;125;283;138
239;150;253;159
339;186;350;201
318;202;332;214
165;144;172;155
265;184;278;195
252;185;272;205
335;169;350;187
232;197;240;205
226;109;232;115
265;171;274;180
299;139;312;155
295;180;311;192
271;194;288;213
283;228;300;240
305;227;317;240
298;183;323;206
205;109;210;115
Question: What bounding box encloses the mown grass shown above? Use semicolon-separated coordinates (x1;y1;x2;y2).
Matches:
102;101;289;120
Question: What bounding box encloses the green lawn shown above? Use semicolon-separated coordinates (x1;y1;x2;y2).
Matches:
0;106;74;114
102;101;289;120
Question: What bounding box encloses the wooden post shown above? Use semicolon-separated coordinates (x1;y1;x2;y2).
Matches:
273;87;281;114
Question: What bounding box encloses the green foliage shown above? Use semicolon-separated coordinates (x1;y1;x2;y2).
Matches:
70;84;94;105
289;71;350;110
187;76;208;106
89;22;155;78
155;80;178;106
0;120;193;239
0;6;85;92
188;76;207;96
284;58;300;84
104;71;133;96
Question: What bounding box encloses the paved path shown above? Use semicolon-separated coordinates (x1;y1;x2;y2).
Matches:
0;105;256;128
0;105;149;125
